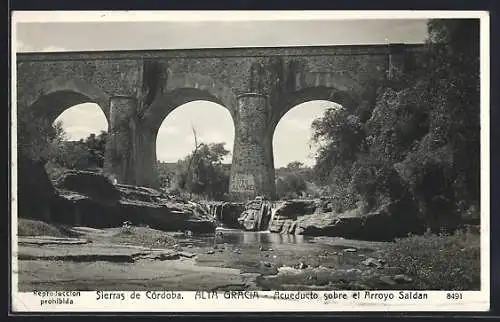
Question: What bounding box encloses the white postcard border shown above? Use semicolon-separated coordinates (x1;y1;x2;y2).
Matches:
10;10;491;313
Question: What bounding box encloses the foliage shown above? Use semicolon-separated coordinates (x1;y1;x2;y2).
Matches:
17;110;66;162
17;105;109;171
44;161;70;182
383;229;480;290
308;19;480;228
311;108;365;179
275;162;319;199
286;161;305;170
172;142;231;200
157;161;177;188
51;130;108;170
109;226;178;248
276;173;306;199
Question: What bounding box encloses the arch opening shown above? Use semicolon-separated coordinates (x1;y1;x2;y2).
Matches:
155;100;235;200
46;101;109;175
272;100;342;199
18;89;110;175
53;103;109;142
144;86;237;132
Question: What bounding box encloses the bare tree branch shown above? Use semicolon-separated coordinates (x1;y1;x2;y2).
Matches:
186;123;203;199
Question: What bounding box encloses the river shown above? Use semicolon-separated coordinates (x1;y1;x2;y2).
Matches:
170;228;393;290
17;225;397;292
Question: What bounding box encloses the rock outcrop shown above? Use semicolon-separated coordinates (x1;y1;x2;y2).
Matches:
48;170;216;233
54;170;121;202
208;202;246;228
268;200;317;233
17;156;57;222
266;199;424;241
293;203;424;241
238;199;273;231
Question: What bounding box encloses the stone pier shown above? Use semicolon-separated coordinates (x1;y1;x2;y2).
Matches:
104;96;138;185
230;94;276;201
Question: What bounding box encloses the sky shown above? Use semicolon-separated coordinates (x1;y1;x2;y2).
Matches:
16;15;429;167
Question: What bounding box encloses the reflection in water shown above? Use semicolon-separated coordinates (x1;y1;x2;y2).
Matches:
212;230;311;246
185;229;377;275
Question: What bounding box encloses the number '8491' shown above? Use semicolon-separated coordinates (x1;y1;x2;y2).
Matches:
446;293;463;300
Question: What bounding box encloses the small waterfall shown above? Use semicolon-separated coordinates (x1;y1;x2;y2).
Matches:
207;199;279;232
267;206;278;231
256;200;274;231
207;201;245;229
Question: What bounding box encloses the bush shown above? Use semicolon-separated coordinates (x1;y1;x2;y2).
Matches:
110;226;177;248
383;229;480;290
44;162;69;182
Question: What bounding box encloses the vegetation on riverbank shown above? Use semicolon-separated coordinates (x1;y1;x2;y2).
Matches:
308;19;480;230
18;216;480;291
111;225;179;249
17;218;76;238
17;218;183;249
382;229;480;290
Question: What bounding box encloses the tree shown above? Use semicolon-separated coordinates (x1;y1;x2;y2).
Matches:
157;161;177;188
54;140;91;169
275;173;307;199
84;131;108;168
307;19;480;225
173;142;231;200
311;108;365;182
275;161;312;199
427;19;480;207
47;128;109;171
286;161;304;170
18;111;67;163
393;19;480;224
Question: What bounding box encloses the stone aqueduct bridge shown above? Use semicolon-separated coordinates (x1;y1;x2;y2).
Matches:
17;43;424;200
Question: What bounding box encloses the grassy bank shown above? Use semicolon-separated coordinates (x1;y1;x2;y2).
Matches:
106;226;181;249
17;218;182;249
17;218;77;238
382;228;481;290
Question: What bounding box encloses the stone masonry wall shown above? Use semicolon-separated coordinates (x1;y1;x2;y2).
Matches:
17;44;424;195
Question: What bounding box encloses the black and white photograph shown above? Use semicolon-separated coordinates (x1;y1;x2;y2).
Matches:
10;11;489;312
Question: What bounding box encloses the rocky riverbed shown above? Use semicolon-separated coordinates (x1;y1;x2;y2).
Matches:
15;221;417;292
15;163;479;292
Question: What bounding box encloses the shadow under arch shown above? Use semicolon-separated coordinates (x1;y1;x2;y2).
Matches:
25;77;111;129
270;86;360;135
142;87;237;138
53;102;109;137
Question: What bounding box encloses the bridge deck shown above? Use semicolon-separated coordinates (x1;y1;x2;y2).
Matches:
16;43;426;61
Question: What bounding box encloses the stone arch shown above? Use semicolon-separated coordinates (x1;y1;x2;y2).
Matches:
139;84;237;188
26;76;111;127
165;72;237;111
270;86;360;134
142;73;238;135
